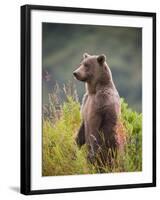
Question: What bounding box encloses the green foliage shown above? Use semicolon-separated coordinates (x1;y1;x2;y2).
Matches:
42;93;142;176
43;96;96;176
121;98;142;171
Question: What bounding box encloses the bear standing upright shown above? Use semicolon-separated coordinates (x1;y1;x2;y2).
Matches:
73;53;125;166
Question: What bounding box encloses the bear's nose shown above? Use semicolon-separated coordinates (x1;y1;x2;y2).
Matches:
73;71;77;76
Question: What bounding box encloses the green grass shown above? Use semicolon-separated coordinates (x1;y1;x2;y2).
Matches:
42;85;142;176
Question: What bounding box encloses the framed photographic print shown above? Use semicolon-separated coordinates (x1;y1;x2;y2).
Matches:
21;4;156;195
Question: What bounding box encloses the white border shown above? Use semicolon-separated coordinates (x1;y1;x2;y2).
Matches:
31;10;153;190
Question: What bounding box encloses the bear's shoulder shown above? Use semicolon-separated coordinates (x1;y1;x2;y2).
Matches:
95;86;120;110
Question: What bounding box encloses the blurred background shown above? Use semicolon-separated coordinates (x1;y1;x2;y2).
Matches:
42;23;142;112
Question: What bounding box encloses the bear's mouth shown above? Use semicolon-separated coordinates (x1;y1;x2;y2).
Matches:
74;74;87;82
73;72;82;81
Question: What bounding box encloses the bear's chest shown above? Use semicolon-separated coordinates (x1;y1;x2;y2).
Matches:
82;95;99;121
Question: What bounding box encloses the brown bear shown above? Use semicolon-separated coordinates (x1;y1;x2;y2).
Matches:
73;53;125;167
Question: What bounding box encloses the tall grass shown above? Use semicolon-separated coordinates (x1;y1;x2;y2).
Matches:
42;83;142;176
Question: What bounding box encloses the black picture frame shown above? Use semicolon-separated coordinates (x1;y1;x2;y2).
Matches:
21;4;156;195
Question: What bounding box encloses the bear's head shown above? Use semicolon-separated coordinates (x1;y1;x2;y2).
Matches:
73;53;112;84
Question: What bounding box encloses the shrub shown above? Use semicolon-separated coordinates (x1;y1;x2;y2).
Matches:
42;85;142;176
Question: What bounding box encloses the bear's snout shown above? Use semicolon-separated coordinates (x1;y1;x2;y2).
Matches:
73;71;78;77
73;70;80;79
73;67;87;82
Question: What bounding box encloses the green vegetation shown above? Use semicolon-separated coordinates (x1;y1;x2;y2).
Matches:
42;84;142;176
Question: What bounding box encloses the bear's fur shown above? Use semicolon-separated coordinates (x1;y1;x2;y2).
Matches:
73;53;125;167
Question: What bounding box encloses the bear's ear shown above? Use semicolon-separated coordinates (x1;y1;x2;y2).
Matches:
97;54;106;65
83;52;90;59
